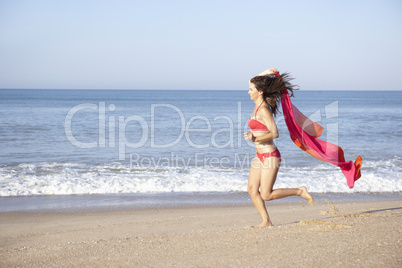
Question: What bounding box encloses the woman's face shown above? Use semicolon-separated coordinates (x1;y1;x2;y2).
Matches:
248;82;260;101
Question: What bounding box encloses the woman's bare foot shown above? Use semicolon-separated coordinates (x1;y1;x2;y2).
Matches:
299;186;314;205
257;221;273;228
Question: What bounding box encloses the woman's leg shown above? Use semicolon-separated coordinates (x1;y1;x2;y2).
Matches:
247;157;272;227
259;157;314;203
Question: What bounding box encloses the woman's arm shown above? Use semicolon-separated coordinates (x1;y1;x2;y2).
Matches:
256;67;279;76
253;131;278;142
243;131;278;143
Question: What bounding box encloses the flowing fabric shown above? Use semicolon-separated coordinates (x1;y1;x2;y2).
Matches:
280;89;362;188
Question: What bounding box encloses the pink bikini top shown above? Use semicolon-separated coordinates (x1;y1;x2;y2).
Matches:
247;101;269;132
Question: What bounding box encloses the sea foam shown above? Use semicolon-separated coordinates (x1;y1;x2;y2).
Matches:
0;156;401;196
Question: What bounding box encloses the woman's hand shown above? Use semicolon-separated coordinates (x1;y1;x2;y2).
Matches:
244;132;255;142
257;68;279;76
267;68;278;75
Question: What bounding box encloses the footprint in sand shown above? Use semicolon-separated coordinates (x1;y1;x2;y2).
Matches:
311;224;352;230
297;219;327;226
297;219;352;230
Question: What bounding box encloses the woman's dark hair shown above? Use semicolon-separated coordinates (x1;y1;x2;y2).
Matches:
250;72;298;117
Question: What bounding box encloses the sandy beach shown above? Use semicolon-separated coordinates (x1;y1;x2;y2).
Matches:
0;200;401;267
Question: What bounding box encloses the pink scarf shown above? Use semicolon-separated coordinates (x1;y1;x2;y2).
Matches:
279;79;362;188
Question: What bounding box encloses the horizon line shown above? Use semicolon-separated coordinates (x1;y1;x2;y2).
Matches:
1;88;401;91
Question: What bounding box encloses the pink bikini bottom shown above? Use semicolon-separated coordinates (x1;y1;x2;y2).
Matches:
256;149;281;162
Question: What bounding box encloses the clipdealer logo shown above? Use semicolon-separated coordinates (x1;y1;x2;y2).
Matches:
64;102;252;161
64;100;339;167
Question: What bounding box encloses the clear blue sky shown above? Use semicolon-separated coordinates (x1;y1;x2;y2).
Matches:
0;0;401;90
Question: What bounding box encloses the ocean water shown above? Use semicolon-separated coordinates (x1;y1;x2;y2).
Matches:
0;89;401;208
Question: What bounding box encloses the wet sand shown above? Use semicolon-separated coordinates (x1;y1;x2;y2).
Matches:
1;200;401;267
